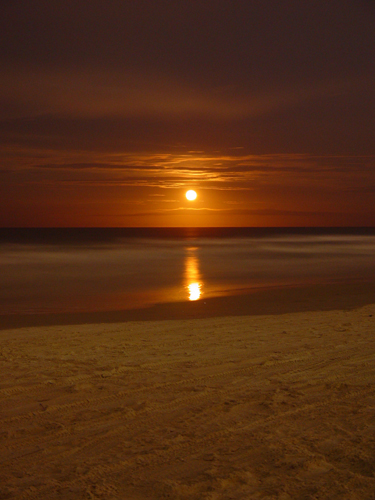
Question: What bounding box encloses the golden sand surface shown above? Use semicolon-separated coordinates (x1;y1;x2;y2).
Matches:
1;289;375;499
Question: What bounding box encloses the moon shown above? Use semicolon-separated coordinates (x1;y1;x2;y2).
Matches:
186;190;197;201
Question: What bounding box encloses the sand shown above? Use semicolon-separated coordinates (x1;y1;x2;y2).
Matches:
1;289;375;499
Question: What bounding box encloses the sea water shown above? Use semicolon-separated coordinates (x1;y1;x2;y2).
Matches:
1;227;375;315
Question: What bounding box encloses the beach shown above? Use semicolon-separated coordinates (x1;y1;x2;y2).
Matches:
1;284;375;499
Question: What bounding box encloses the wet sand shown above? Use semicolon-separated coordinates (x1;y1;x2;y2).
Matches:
1;281;375;331
1;283;375;499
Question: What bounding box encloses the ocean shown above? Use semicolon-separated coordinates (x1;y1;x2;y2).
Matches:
1;227;375;316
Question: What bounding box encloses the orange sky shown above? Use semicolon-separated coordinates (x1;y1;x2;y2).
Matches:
1;1;375;227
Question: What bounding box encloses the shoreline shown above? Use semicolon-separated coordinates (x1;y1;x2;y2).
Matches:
1;280;375;330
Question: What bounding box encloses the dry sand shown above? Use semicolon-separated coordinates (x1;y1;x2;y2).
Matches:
1;287;375;499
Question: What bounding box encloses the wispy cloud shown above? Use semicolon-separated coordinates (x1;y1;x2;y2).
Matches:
2;145;374;191
104;207;348;219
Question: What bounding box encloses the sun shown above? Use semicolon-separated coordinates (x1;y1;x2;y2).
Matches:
186;190;197;201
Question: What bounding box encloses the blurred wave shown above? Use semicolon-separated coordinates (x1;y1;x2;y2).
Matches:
1;228;375;314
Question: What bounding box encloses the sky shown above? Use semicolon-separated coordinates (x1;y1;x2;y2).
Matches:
1;0;375;227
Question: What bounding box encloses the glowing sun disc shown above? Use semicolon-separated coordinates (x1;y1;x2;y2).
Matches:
186;190;197;201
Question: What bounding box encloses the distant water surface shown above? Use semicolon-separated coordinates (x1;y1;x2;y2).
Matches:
1;227;375;315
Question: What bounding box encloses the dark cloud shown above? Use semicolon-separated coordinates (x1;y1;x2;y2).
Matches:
1;1;374;122
2;1;374;81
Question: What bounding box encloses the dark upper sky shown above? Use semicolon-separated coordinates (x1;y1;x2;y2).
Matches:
1;0;375;226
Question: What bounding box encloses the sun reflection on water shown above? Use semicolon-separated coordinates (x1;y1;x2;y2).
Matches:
184;247;203;301
188;282;201;301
